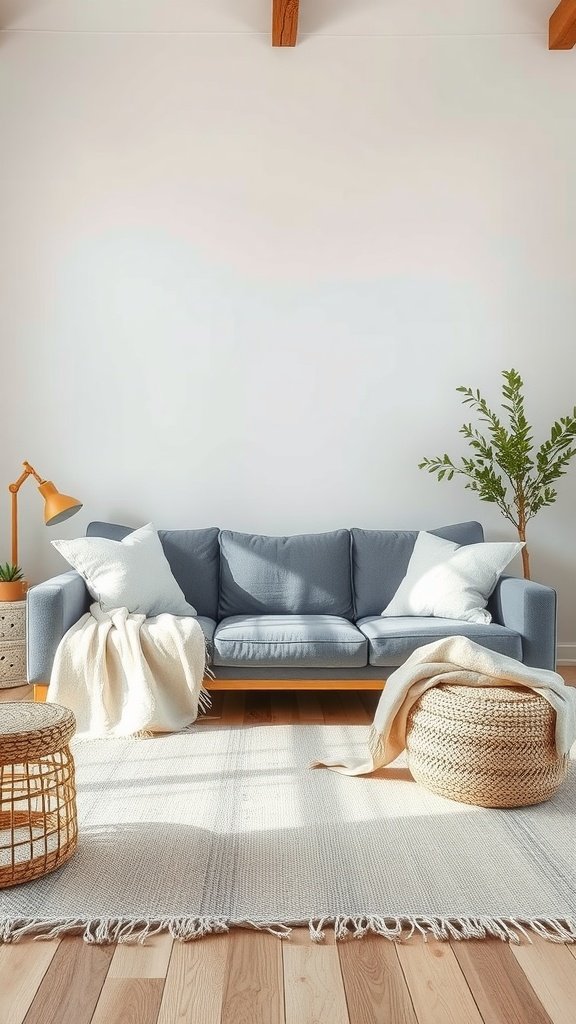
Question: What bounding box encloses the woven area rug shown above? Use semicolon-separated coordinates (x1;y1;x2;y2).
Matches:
1;722;575;944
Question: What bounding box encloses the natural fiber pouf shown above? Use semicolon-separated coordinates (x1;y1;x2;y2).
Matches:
0;701;77;888
406;684;568;808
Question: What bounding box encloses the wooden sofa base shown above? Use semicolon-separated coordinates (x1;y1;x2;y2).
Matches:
34;678;385;702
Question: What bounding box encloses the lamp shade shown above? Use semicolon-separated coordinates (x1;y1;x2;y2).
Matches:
38;480;83;526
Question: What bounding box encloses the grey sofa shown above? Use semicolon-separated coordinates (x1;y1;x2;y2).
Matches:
27;520;557;691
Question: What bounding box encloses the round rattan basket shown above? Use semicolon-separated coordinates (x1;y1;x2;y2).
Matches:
0;701;78;888
406;684;568;808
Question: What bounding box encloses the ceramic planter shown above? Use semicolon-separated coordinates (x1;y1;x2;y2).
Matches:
0;580;28;602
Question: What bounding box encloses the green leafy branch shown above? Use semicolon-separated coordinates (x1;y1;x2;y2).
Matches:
419;368;576;579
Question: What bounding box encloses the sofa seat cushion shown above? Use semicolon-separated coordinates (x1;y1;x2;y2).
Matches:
357;616;522;667
213;615;368;668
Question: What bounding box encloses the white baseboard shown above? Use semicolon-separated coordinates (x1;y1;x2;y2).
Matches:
557;644;576;665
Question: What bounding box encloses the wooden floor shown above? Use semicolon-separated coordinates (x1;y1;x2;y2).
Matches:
1;670;575;1024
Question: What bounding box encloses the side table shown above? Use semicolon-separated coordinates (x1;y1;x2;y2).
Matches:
0;600;27;689
0;701;78;887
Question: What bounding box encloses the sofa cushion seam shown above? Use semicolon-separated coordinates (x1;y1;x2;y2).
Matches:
215;639;367;646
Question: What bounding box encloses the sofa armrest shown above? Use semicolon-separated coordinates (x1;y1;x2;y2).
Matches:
27;571;91;683
489;575;557;670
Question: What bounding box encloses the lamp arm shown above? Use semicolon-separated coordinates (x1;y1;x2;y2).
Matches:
7;461;44;569
8;462;43;494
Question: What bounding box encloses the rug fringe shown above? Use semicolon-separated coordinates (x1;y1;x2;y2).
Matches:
1;915;575;945
307;915;576;945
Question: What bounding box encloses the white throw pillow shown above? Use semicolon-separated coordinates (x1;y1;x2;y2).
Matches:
381;531;523;624
52;523;197;617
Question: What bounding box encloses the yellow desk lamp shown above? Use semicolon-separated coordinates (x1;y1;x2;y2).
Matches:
1;461;83;600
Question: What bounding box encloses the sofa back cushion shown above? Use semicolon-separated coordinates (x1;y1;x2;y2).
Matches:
351;522;485;618
86;522;220;619
218;530;354;618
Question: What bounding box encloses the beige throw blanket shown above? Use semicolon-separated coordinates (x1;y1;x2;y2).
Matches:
313;636;576;776
48;604;209;738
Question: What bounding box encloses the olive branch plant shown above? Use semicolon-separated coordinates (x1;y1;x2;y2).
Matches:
419;369;576;580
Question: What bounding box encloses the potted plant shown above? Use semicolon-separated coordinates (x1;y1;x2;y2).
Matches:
0;563;27;601
419;369;576;579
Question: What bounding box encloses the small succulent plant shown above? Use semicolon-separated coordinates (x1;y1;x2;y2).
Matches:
0;563;24;583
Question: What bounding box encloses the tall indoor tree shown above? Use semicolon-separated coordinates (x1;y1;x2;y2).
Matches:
419;369;576;580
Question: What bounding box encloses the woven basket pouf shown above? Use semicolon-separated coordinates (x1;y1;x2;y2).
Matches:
406;684;568;808
0;701;78;888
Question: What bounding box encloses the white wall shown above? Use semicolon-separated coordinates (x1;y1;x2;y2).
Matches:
1;2;575;655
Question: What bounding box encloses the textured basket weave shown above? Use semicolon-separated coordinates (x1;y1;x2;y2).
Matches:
0;642;27;688
406;684;568;808
0;702;78;888
0;601;26;642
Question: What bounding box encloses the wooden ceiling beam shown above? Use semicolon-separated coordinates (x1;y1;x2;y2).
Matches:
271;1;576;51
549;0;576;48
272;0;299;46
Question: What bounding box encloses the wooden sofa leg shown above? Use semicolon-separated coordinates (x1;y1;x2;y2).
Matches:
34;683;49;702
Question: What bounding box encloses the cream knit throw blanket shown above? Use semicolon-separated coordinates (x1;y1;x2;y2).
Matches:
48;604;209;738
314;635;576;776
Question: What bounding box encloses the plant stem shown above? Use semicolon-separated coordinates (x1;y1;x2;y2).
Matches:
518;525;530;580
515;485;532;580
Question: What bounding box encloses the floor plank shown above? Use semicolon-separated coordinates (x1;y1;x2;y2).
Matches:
221;691;245;725
90;979;164;1024
244;691;272;724
320;692;347;725
157;934;228;1024
452;938;553;1024
296;692;325;724
0;940;61;1024
106;933;173;979
396;939;484;1024
22;937;114;1024
327;691;372;725
221;931;284;1024
0;684;33;702
283;927;348;1024
338;937;418;1024
510;934;576;1024
359;691;380;717
270;690;298;724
